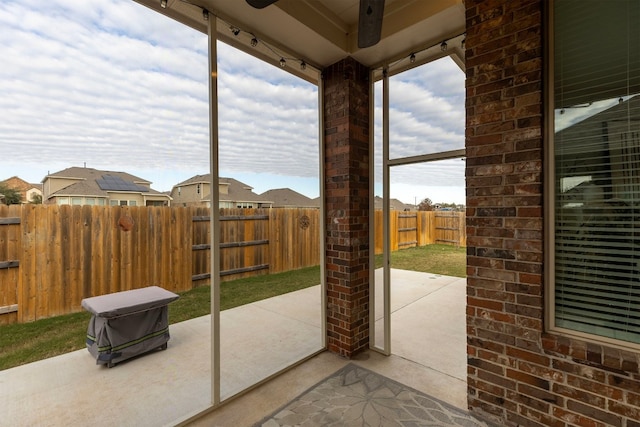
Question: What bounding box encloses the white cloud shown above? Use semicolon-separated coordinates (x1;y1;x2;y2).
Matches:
372;57;466;199
0;0;465;203
387;160;466;205
0;1;211;171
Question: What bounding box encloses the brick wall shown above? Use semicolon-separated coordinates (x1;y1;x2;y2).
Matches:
466;1;640;426
323;57;370;358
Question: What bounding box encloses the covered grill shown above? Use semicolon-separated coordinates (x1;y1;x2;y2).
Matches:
82;286;179;368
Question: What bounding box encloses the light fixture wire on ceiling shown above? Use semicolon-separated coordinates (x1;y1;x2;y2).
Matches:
160;1;459;76
377;33;466;74
161;0;312;72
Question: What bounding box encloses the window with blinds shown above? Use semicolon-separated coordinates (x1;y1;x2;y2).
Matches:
552;0;640;344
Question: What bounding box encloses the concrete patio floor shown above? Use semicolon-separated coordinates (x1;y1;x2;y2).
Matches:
0;269;467;427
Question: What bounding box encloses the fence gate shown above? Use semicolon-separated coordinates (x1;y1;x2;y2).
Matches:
0;205;21;324
435;211;462;247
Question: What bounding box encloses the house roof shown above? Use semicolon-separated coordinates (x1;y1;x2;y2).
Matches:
49;181;110;198
260;188;318;208
133;0;465;84
45;167;166;199
176;174;271;204
1;176;42;192
174;174;210;186
373;196;414;211
46;166;151;185
217;177;272;204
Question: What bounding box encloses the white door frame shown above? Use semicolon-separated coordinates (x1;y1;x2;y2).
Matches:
369;66;465;355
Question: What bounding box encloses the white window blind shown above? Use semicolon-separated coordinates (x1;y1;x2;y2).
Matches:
553;0;640;344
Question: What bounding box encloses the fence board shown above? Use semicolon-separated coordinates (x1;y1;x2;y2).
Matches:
104;207;116;296
173;207;192;292
43;206;53;318
132;206;144;290
192;207;210;287
0;217;20;225
47;204;63;318
19;205;33;322
0;261;19;269
374;210;382;255
155;207;164;287
269;208;319;274
125;207;135;291
64;205;75;310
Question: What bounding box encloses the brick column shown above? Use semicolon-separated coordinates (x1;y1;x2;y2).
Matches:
466;0;546;424
323;57;370;358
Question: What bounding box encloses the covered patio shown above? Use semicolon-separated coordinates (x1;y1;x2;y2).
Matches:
0;270;469;426
9;0;637;425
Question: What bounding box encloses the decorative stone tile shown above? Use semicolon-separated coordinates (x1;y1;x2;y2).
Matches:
256;364;490;427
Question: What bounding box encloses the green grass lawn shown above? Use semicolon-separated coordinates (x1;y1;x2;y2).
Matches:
0;244;464;371
0;265;322;371
376;243;467;278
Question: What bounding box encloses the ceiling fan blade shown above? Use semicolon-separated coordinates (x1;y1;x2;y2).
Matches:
246;0;278;9
358;0;385;48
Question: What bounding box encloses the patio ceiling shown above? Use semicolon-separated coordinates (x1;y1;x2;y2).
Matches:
133;0;466;83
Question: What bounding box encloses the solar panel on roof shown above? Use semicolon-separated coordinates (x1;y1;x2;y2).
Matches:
96;175;147;192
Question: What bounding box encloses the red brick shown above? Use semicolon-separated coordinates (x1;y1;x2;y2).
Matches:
469;357;506;375
506;412;557;427
506;347;549;367
553;384;605;409
567;374;623;400
469;377;506;397
552;407;610;427
518;407;566;427
608;374;640;394
506;389;550;413
567;400;622;426
323;57;370;358
506;368;550;390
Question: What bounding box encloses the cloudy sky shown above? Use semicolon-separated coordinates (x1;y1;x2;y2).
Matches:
0;0;466;205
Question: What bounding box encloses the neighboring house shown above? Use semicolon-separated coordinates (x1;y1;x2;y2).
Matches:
0;176;43;204
42;167;171;206
170;174;273;208
169;174;210;207
260;188;318;208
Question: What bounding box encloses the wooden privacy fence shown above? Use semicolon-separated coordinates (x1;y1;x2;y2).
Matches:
191;208;320;286
0;205;462;324
0;204;193;324
373;210;466;254
0;205;320;324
